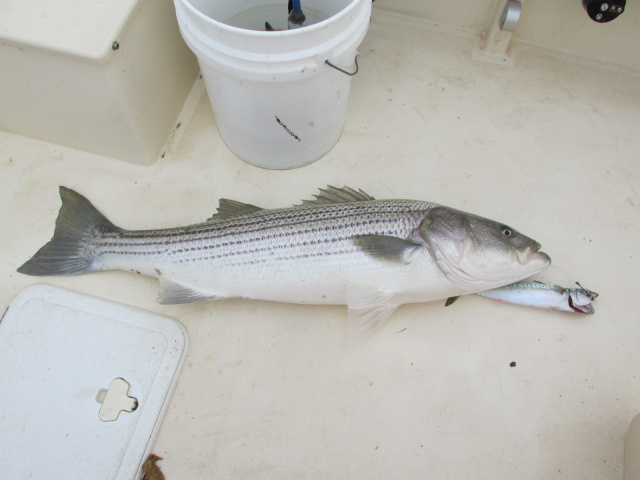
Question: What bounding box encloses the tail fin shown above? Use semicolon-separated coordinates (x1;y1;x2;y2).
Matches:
17;187;119;276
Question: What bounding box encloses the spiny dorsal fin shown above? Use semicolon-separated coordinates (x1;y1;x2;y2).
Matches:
207;199;264;222
299;186;375;206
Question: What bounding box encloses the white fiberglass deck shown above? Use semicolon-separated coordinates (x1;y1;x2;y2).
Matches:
2;9;640;479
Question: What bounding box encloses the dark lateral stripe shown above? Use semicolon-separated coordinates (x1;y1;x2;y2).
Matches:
168;246;357;267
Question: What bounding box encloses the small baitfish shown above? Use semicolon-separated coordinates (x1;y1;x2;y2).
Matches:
18;186;551;341
476;281;597;314
446;281;598;314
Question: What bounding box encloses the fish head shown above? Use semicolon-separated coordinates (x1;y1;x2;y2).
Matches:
568;289;595;314
420;207;551;291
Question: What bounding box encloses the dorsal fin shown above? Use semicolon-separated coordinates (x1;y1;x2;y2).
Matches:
299;186;375;206
207;199;264;222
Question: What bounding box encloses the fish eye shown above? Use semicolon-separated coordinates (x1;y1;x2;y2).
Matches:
501;226;513;237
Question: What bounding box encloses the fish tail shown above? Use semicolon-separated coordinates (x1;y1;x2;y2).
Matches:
17;187;119;276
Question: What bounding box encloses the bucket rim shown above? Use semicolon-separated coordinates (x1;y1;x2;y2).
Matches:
177;0;367;37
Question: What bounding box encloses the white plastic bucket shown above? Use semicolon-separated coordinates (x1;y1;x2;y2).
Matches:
174;0;371;169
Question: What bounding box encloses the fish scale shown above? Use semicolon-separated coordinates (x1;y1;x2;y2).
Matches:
94;200;431;268
18;186;551;342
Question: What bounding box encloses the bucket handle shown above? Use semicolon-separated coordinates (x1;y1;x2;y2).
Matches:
325;55;359;76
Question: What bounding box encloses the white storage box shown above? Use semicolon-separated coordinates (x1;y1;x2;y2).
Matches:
0;0;199;164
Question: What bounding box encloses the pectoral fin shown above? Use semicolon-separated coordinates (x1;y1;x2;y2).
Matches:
347;287;400;346
157;278;223;304
353;235;422;264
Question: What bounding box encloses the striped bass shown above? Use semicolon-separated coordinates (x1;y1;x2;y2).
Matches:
17;186;551;341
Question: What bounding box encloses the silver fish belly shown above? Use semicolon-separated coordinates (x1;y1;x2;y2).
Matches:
18;186;551;341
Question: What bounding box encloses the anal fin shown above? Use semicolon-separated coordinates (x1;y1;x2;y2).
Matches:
347;288;400;346
157;278;223;305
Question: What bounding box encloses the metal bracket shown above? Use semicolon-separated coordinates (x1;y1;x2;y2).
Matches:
472;0;522;65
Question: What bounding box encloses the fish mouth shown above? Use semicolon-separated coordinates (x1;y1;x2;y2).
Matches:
571;303;594;314
517;242;550;266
